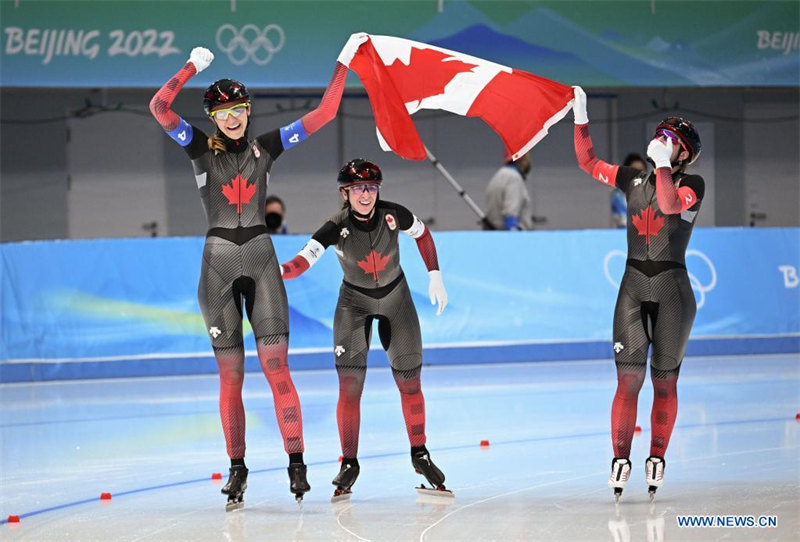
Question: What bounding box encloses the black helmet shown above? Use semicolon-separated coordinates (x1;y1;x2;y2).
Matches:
654;117;701;165
203;79;250;115
337;158;382;187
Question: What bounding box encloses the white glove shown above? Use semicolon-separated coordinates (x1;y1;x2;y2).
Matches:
337;32;369;67
647;137;673;169
572;86;588;125
428;270;448;316
188;47;214;73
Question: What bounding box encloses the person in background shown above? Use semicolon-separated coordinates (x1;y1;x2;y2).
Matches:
485;151;533;230
265;195;288;234
610;154;647;228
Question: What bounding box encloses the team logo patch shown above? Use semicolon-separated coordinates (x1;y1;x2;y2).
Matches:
340;227;350;238
209;326;222;338
335;345;346;357
385;214;397;230
613;342;624;354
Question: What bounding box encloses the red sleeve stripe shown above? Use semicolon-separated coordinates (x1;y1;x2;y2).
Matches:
574;124;619;187
676;186;699;212
414;228;439;271
281;255;310;279
591;161;620;187
300;62;347;135
149;63;196;131
654;168;683;214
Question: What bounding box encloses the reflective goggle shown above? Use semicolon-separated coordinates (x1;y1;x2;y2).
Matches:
655;128;683;149
210;103;249;120
348;183;380;195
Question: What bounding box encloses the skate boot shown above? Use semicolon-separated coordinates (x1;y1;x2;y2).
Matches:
331;458;359;503
412;447;453;498
288;463;310;503
221;465;248;511
645;456;665;501
608;457;631;503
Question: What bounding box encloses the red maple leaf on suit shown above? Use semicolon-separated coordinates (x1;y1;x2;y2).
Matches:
357;250;390;281
385;47;478;106
631;206;665;245
221;173;256;213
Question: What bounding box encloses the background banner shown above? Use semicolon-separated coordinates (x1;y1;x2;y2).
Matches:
2;0;798;88
2;228;798;381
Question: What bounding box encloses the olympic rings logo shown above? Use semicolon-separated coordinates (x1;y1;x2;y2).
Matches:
603;249;717;309
215;24;285;66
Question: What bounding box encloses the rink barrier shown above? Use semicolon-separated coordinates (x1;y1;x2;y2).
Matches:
2;336;798;384
2;228;798;382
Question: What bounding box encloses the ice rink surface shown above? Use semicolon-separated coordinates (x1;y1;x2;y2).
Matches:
1;354;798;541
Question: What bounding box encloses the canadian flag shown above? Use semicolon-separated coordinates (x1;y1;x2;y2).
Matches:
344;34;574;161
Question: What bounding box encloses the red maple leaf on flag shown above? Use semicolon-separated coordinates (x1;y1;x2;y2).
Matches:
631;206;665;244
357;250;390;281
221;173;256;213
385;47;478;106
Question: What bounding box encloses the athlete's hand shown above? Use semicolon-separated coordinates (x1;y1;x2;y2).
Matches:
572;86;588;125
647;137;673;169
337;32;369;67
188;47;214;73
428;270;448;316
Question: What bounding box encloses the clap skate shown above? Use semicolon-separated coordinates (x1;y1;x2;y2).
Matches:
221;465;248;512
331;459;360;503
412;448;454;499
608;457;631;503
645;456;665;501
288;463;310;503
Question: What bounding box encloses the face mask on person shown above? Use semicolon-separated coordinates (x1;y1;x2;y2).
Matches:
265;212;283;230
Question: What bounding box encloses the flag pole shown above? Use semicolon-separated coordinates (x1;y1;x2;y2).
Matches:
424;146;496;230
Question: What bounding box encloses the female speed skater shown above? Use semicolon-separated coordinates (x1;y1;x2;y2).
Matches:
280;159;452;501
572;87;704;501
148;41;360;510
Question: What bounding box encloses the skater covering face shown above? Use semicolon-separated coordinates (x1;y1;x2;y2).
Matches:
572;86;704;502
150;42;354;508
279;159;452;501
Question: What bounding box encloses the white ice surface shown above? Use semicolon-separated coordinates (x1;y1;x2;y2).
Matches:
2;354;798;541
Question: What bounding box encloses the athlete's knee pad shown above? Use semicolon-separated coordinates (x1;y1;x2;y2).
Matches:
215;345;246;385
337;365;366;398
615;364;646;395
651;356;682;376
392;365;422;393
389;353;422;374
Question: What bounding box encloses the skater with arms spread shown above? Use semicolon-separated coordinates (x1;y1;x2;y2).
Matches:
280;159;452;501
572;87;704;501
149;42;358;509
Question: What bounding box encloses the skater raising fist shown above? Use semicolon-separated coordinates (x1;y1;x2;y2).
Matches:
148;39;353;509
280;159;453;501
188;46;214;73
572;86;704;502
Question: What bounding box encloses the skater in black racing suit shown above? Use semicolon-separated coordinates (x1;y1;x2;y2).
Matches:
573;86;705;500
150;42;356;506
281;159;451;498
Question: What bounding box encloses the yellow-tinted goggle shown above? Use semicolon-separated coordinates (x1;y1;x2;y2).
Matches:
210;103;249;120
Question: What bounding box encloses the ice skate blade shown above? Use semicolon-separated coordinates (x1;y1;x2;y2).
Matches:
225;500;244;512
416;485;454;499
648;486;658;502
295;493;305;504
